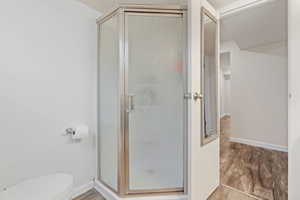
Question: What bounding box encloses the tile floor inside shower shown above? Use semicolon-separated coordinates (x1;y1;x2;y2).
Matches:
75;116;288;200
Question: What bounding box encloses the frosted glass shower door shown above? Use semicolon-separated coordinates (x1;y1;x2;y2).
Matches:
125;13;185;192
98;14;119;191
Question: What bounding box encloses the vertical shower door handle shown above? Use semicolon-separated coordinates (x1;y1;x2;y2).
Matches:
127;94;135;113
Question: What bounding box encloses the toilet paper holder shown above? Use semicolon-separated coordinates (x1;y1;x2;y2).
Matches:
65;128;76;136
63;125;89;139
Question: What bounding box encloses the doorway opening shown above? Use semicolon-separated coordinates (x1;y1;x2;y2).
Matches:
211;0;288;199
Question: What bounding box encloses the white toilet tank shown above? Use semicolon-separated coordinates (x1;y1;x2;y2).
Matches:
0;174;74;200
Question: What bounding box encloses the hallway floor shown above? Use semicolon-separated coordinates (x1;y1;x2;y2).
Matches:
208;185;259;200
219;116;288;200
73;189;105;200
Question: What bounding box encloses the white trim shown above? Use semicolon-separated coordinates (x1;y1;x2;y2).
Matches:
222;184;261;200
229;137;288;152
72;181;95;198
220;0;278;18
207;184;219;199
94;180;119;200
94;180;188;200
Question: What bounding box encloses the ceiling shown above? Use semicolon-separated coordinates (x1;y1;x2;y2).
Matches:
78;0;186;14
208;0;240;9
78;0;256;15
220;0;287;50
78;0;287;51
78;0;115;14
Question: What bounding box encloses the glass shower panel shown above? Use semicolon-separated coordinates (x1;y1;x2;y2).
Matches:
98;15;119;191
126;13;184;190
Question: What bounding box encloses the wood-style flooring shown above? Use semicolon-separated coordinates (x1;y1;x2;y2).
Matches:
208;185;260;200
219;116;288;200
73;189;105;200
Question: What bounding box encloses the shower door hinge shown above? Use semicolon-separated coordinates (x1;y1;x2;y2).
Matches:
184;93;192;99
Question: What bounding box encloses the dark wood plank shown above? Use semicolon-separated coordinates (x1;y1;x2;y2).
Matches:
73;189;105;200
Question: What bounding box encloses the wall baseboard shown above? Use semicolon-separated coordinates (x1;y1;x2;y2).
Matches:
94;180;188;200
72;181;95;198
94;180;119;200
207;184;220;199
229;137;288;152
222;184;261;200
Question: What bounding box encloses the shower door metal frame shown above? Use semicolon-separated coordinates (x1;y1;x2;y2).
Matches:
97;8;124;195
97;5;188;197
123;8;187;196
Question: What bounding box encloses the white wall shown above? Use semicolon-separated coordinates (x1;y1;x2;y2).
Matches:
221;41;288;148
0;0;100;190
220;52;231;117
289;0;300;198
220;71;231;117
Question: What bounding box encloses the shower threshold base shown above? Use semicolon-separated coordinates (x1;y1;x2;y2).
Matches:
94;180;188;200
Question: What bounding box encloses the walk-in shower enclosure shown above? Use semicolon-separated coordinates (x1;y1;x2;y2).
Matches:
97;5;187;197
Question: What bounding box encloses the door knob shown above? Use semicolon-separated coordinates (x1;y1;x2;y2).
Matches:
193;92;203;101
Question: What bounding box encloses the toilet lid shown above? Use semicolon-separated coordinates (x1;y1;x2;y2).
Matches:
0;174;73;200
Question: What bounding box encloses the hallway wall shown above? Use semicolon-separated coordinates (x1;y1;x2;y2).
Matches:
220;52;231;117
220;69;231;117
221;41;288;149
